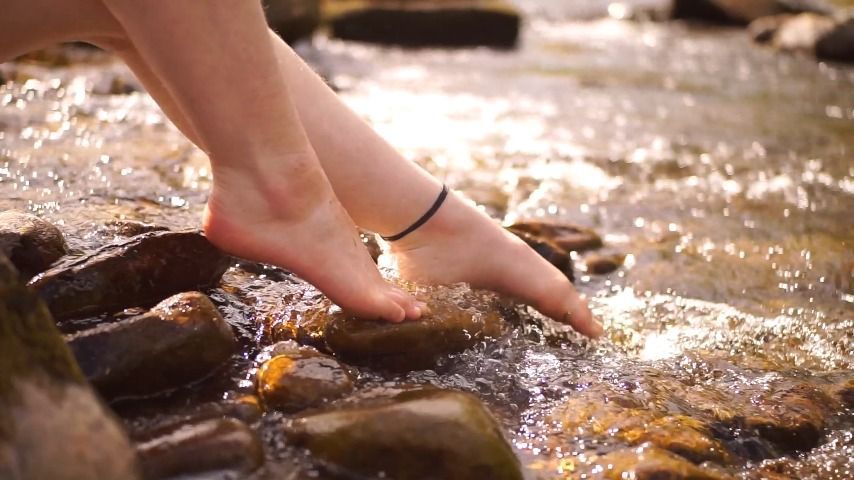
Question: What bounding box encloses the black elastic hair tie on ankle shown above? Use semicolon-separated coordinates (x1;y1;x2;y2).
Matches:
382;184;449;242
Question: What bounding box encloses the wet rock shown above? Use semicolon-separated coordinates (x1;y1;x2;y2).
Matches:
136;418;263;480
830;379;854;407
0;255;139;479
508;229;575;282
552;393;731;464
286;388;522;480
0;210;68;279
126;396;263;442
672;0;833;25
66;292;237;399
30;230;231;321
740;381;833;452
359;229;382;263
265;0;321;44
328;0;521;49
104;220;169;237
585;446;731;480
318;285;508;371
508;220;603;252
815;14;854;62
257;351;354;412
584;253;626;275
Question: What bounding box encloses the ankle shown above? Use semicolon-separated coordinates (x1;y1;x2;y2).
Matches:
388;192;470;252
208;150;333;219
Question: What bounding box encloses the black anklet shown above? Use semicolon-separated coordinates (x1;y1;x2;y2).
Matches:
382;184;449;242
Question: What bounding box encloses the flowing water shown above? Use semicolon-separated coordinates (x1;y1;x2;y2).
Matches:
0;0;852;478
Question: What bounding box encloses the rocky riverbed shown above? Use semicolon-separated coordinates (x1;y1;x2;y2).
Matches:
1;0;853;479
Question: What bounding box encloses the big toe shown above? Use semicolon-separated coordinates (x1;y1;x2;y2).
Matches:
386;286;425;321
334;287;406;323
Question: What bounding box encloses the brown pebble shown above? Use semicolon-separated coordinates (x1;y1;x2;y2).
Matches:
508;220;603;252
585;253;625;275
66;292;236;399
136;418;264;479
0;210;68;279
257;352;354;412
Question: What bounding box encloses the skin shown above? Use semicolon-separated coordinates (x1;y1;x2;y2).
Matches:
0;0;601;337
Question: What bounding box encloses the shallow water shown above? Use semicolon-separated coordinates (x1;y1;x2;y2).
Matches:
1;0;853;478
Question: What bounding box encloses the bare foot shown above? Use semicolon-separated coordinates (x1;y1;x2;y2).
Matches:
202;152;424;323
390;192;602;337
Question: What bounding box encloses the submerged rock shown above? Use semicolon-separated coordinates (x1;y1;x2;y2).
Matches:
136;418;263;480
740;381;833;452
671;0;833;25
67;292;237;399
585;446;730;480
0;210;68;279
552;393;731;464
257;351;354;412
327;0;521;48
508;220;603;253
30;230;230;321
0;255;139;480
830;379;854;408
508;229;575;282
286;389;522;480
316;284;508;371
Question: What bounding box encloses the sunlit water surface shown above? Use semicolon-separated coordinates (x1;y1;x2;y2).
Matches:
1;1;852;478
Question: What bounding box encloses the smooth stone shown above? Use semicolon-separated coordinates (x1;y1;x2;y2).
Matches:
552;392;731;464
0;255;139;480
285;388;523;480
127;395;263;442
30;230;230;321
507;220;603;252
264;0;321;43
585;446;731;480
318;284;508;371
327;0;521;48
740;381;833;452
66;292;236;399
103;220;169;237
584;253;626;275
507;228;575;282
257;352;354;412
0;210;68;279
136;418;264;480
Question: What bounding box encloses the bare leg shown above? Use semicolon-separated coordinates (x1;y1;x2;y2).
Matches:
0;0;596;334
2;0;424;322
102;40;598;336
268;36;601;336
